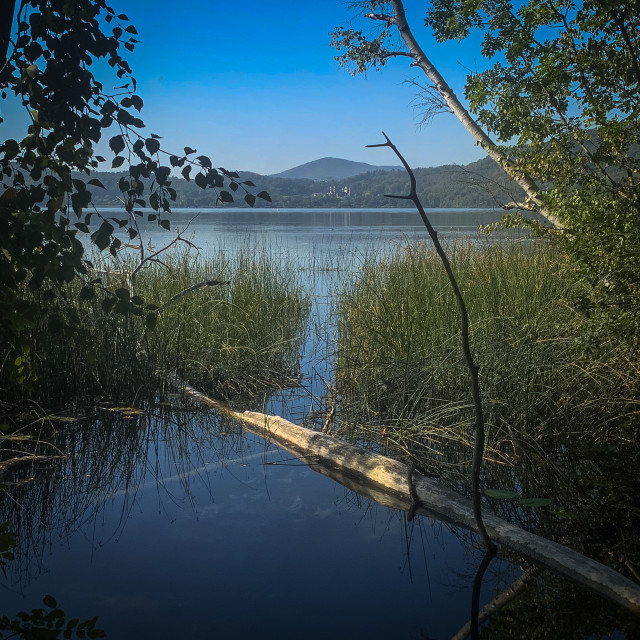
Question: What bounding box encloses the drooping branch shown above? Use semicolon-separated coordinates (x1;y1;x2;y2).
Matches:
365;1;561;228
367;131;495;551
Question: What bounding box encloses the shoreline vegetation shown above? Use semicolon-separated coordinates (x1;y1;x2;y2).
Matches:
81;156;525;210
1;236;639;634
0;246;309;415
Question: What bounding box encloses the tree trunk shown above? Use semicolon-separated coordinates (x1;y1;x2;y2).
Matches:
379;1;561;228
0;0;17;70
168;373;640;615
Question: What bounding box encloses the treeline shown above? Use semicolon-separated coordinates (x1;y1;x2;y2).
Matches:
85;156;524;209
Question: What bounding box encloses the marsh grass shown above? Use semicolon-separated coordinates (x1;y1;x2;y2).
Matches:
1;246;308;409
335;240;639;466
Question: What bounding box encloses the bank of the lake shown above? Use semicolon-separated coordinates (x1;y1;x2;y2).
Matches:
1;208;638;638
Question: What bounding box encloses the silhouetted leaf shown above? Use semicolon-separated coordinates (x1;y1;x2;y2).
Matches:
145;137;160;155
109;135;125;155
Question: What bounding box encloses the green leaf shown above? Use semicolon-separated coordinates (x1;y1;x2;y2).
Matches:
244;193;256;207
145;312;158;329
112;156;125;169
552;509;577;520
159;219;170;230
518;498;553;508
109;135;125;155
219;190;234;203
87;178;106;189
42;595;57;609
145;137;161;155
257;190;272;202
114;288;130;300
485;489;519;499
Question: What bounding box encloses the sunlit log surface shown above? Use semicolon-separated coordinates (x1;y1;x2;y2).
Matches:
169;374;640;615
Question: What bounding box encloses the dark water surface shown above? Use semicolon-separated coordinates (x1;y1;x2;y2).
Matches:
1;411;514;640
3;209;633;638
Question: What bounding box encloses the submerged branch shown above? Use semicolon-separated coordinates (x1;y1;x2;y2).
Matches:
451;567;537;640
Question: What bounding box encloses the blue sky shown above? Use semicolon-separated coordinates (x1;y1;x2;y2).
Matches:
3;0;489;175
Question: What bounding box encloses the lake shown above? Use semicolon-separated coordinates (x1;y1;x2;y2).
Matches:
2;208;636;639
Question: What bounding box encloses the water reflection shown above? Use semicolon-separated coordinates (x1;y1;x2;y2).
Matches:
0;408;525;640
3;208;638;638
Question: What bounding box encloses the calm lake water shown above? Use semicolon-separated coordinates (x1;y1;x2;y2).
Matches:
103;206;524;257
2;209;633;638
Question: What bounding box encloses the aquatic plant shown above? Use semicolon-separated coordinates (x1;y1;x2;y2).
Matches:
336;241;639;457
0;246;308;409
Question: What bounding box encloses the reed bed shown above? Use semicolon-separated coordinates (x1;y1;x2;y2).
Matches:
335;240;639;467
1;246;309;408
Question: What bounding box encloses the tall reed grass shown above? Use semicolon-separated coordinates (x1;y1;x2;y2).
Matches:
335;240;639;464
1;246;309;408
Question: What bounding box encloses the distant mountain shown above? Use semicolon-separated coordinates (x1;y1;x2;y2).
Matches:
82;155;525;209
270;157;402;180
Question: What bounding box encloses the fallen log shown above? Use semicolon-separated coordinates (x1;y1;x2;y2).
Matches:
169;374;640;615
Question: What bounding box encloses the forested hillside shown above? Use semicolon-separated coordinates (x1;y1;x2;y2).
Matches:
86;156;524;209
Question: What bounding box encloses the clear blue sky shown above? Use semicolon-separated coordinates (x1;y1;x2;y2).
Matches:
3;0;488;175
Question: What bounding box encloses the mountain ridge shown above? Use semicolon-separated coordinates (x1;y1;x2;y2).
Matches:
269;157;402;180
83;155;524;209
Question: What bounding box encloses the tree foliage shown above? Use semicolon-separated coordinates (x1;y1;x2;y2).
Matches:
332;1;640;334
0;0;268;379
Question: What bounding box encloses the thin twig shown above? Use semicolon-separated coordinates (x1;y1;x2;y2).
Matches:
366;131;496;550
153;280;230;314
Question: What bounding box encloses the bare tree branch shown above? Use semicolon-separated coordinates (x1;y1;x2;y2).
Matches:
367;131;496;550
153;279;230;315
405;77;453;127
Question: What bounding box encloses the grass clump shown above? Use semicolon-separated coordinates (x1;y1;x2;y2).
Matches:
335;240;639;461
0;246;308;411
